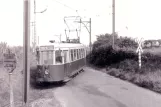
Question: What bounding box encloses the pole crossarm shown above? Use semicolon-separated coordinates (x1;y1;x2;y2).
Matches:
35;8;47;13
74;20;90;34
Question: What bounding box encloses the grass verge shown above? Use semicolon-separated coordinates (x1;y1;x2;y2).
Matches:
106;59;161;94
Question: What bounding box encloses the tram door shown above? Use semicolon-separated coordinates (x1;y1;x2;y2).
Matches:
63;50;69;76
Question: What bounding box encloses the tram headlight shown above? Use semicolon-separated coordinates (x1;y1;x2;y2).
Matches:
44;69;49;75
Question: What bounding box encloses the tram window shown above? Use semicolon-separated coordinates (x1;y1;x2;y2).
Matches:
63;50;68;63
70;50;74;61
55;50;62;64
40;52;43;64
78;49;80;59
82;49;85;58
80;49;82;59
48;51;53;64
77;49;79;59
36;50;40;63
83;49;85;58
79;49;81;59
73;49;76;61
81;49;83;58
41;51;53;65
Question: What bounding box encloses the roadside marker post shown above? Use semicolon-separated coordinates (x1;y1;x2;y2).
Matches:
3;49;17;107
135;38;144;69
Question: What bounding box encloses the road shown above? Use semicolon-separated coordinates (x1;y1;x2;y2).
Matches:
30;67;161;107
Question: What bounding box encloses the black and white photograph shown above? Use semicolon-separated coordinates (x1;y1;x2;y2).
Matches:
0;0;161;107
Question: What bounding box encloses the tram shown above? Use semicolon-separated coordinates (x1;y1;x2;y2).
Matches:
35;42;87;82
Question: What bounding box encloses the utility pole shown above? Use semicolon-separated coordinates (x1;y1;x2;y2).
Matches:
23;0;30;106
89;18;92;52
33;0;36;53
33;0;47;52
112;0;115;48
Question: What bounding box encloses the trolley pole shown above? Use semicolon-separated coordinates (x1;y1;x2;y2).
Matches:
112;0;115;48
23;0;30;106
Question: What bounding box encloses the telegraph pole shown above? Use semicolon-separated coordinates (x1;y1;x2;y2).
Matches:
33;0;36;52
23;0;30;106
112;0;115;48
89;18;92;52
33;0;47;52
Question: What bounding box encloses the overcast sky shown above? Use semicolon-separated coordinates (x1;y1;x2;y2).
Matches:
0;0;161;46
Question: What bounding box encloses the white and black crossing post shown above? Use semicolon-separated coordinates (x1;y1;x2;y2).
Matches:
136;38;144;69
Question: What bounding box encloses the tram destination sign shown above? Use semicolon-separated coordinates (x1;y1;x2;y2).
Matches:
40;46;54;50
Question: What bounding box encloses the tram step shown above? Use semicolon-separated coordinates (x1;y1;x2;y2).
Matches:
63;77;71;82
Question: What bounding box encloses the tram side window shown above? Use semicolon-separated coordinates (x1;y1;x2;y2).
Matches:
83;49;85;58
78;49;81;59
81;49;83;58
55;50;62;64
74;49;77;61
79;49;81;59
79;49;82;59
77;49;79;59
81;49;82;57
70;50;74;61
63;50;68;63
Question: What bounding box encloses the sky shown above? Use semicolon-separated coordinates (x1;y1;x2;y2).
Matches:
0;0;161;46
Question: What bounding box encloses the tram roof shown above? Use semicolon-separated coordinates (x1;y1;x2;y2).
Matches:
39;43;86;48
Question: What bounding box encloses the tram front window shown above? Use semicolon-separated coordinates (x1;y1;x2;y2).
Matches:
40;51;53;65
55;50;62;64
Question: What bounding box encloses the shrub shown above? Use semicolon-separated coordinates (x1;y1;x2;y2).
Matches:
88;44;138;68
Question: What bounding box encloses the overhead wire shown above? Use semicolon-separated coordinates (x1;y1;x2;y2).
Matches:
51;0;78;13
51;0;82;40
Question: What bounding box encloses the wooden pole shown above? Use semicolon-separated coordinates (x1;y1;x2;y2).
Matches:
89;18;91;53
23;0;30;106
112;0;115;48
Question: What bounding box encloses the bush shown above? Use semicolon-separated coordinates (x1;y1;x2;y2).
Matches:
88;44;138;68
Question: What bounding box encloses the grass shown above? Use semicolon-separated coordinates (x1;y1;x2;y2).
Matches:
105;49;161;94
106;67;161;93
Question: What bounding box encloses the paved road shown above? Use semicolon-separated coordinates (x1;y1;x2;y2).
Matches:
31;67;161;107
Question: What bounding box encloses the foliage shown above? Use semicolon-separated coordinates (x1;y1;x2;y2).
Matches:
0;42;8;63
93;33;137;51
